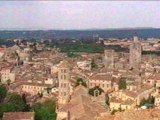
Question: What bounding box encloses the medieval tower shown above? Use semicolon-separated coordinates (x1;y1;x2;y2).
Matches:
58;60;71;105
129;36;142;72
104;49;115;70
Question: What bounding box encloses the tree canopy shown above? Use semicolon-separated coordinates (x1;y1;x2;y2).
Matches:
60;44;104;53
0;85;7;103
0;93;26;118
6;93;26;111
91;59;97;69
33;99;57;120
75;78;87;87
67;52;80;58
118;78;127;89
140;96;155;108
89;86;104;96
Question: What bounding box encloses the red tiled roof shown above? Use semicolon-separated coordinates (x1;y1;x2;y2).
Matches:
2;112;34;120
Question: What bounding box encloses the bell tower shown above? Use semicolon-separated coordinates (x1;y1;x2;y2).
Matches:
58;60;71;104
129;36;142;72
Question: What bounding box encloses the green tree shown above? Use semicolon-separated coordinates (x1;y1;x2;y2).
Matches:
0;93;27;118
67;52;79;58
6;93;25;111
60;44;104;53
7;79;11;86
118;78;127;89
75;78;87;87
33;99;57;120
91;59;97;69
0;103;18;118
140;96;155;107
89;86;104;96
0;85;7;103
22;94;31;112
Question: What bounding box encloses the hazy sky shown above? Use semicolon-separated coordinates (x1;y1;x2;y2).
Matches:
0;1;159;30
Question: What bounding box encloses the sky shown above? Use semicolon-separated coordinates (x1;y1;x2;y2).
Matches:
0;1;159;30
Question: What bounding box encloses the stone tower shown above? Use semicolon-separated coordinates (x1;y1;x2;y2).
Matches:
58;60;71;105
104;49;114;70
129;36;142;72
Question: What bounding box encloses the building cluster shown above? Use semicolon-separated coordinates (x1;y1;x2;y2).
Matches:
1;36;160;120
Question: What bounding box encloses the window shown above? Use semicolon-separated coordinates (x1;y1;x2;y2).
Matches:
64;83;66;88
64;75;66;80
106;84;109;88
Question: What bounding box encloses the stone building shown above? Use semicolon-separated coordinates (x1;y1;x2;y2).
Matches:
57;84;109;120
58;60;71;105
0;67;15;84
129;36;142;72
104;49;115;70
88;73;113;92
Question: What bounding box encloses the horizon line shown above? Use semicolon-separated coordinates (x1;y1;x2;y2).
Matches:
0;27;159;31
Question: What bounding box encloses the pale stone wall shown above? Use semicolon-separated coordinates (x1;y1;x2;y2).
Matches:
129;37;142;71
89;80;112;92
0;69;15;84
57;112;68;120
104;50;114;70
22;84;46;95
58;64;71;105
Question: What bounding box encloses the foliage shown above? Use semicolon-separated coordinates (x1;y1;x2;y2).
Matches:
142;51;160;56
91;59;97;69
0;93;27;118
0;85;7;103
118;78;127;89
6;93;26;111
140;96;155;107
105;45;129;53
89;86;104;96
0;103;18;118
75;78;87;87
67;52;80;58
46;42;57;48
33;99;57;120
60;44;104;53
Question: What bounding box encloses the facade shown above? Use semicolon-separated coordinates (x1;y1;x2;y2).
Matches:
0;48;5;58
88;73;113;92
77;60;91;71
0;67;15;84
109;84;154;111
129;36;142;72
57;85;109;120
58;60;71;105
21;82;49;95
104;49;115;70
155;95;160;107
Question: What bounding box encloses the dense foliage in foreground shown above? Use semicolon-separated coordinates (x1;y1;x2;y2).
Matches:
0;85;57;120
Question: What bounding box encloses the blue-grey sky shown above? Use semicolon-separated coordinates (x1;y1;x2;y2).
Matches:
0;1;159;30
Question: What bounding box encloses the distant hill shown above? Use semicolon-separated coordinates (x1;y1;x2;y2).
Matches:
0;28;160;39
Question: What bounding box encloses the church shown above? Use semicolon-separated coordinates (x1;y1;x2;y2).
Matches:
57;60;109;120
